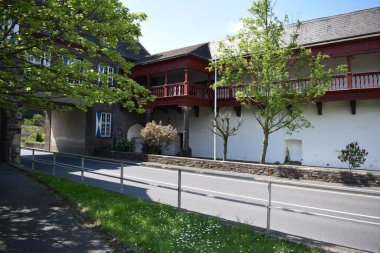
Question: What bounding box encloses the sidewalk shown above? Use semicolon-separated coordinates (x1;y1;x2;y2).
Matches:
0;164;112;253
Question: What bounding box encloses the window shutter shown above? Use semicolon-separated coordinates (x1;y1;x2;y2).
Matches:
109;113;113;137
63;56;69;65
95;111;101;137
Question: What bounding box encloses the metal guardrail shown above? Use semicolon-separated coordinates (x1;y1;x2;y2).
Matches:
16;147;380;233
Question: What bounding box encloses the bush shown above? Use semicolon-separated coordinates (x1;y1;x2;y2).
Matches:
140;121;178;154
115;138;134;152
27;132;45;143
23;114;44;126
36;132;43;142
338;142;368;170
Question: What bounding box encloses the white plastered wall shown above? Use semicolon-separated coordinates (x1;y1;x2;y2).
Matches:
152;100;380;170
150;53;380;169
50;110;86;154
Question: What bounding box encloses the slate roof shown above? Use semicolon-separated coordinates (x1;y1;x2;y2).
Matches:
284;7;380;46
134;43;211;65
82;32;150;61
137;7;380;64
117;41;150;61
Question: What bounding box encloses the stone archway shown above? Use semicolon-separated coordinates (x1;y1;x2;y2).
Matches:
127;124;143;153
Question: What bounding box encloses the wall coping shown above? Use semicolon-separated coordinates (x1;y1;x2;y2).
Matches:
106;149;380;176
94;149;380;187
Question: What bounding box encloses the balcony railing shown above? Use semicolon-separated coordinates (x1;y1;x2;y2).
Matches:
149;83;211;99
148;71;380;100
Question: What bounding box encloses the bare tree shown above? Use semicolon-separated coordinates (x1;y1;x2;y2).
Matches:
210;110;243;161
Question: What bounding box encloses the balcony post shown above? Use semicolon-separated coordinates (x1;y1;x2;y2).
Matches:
228;85;233;99
164;72;168;97
145;109;152;124
347;56;352;89
180;106;192;157
147;74;151;88
347;72;353;89
184;68;189;96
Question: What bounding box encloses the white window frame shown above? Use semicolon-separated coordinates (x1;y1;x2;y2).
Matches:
27;54;51;67
63;56;81;84
98;63;114;86
100;112;112;137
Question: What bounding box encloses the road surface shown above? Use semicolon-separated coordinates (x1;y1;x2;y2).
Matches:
20;149;380;252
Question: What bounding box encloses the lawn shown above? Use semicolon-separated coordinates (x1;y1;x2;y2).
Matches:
33;172;326;253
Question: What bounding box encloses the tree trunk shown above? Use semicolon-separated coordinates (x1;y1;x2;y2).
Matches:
223;137;228;161
260;129;269;164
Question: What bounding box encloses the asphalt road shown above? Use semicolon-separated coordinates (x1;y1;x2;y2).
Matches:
20;149;380;253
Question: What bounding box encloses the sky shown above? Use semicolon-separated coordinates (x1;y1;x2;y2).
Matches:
122;0;380;54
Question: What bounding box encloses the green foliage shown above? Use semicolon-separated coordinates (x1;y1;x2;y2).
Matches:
33;172;326;253
115;138;134;152
27;132;45;143
210;0;346;163
338;142;369;170
35;132;43;142
23;114;44;126
0;0;154;112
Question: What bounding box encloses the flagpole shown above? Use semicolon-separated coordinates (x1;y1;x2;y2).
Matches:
213;56;217;161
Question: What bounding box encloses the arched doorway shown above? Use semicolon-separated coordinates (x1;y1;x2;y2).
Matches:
127;124;143;153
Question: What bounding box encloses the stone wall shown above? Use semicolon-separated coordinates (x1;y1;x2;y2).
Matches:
95;149;380;187
0;110;22;162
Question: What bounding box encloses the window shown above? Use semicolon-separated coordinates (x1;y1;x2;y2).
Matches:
63;56;81;84
2;18;19;43
27;54;51;67
98;63;114;86
96;112;112;137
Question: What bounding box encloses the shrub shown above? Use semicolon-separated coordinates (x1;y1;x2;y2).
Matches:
23;113;44;126
115;138;134;152
26;132;45;143
35;132;43;142
338;142;368;170
140;121;178;154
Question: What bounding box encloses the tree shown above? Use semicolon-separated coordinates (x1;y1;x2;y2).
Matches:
210;110;242;161
140;121;178;154
0;0;153;112
211;0;346;163
338;142;369;171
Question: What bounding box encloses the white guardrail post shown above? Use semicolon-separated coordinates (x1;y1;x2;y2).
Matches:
9;146;12;163
120;162;124;193
52;153;56;176
32;149;35;170
266;181;272;232
81;156;84;182
178;170;182;210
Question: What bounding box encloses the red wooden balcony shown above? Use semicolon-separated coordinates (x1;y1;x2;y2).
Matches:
147;71;380;107
150;83;211;99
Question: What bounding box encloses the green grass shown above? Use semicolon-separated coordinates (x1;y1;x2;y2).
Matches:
33;172;326;253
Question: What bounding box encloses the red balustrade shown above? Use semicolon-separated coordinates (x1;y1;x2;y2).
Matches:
150;85;165;98
149;71;380;100
189;83;210;98
331;75;347;91
352;72;380;89
167;83;184;96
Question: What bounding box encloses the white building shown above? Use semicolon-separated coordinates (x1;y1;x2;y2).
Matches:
47;7;380;170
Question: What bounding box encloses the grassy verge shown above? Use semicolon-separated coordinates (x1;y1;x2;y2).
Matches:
33;172;326;253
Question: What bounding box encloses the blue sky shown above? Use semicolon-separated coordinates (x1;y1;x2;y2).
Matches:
122;0;380;54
